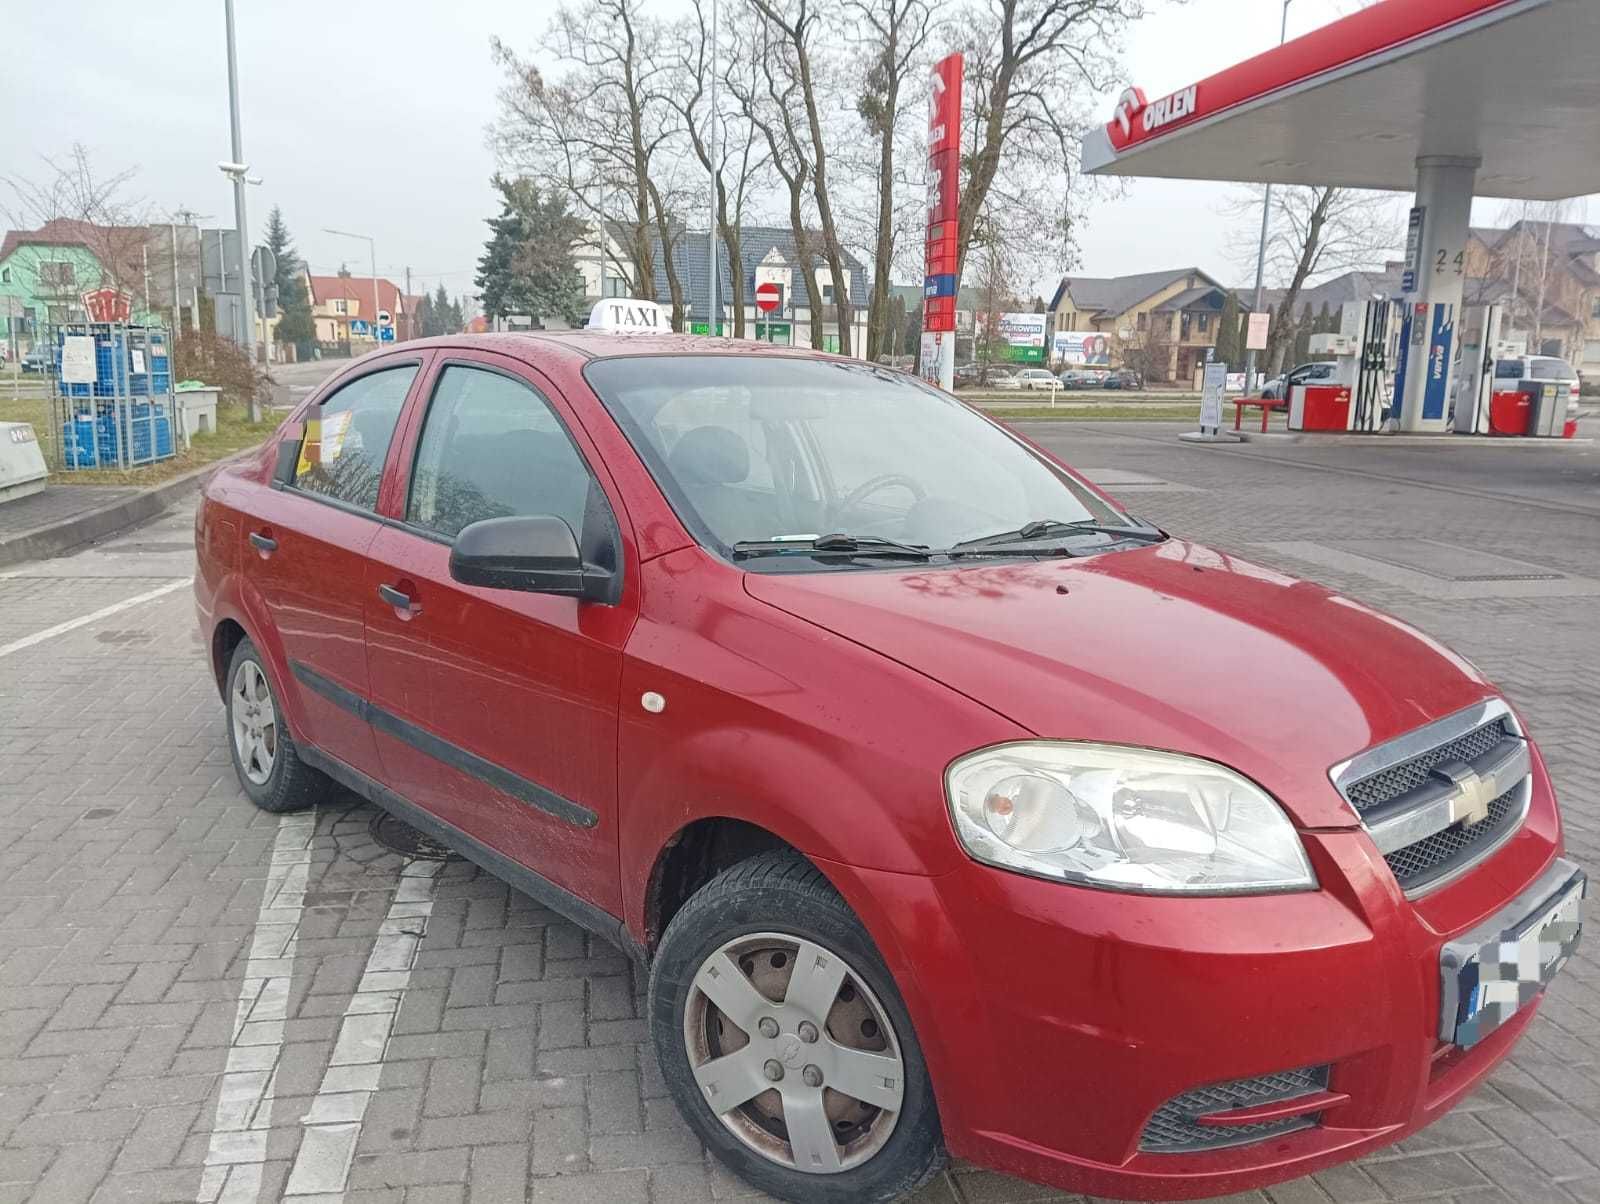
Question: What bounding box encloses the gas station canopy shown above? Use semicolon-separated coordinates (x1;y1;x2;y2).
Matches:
1082;0;1600;201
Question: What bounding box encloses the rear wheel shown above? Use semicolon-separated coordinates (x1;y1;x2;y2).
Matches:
225;638;326;813
649;852;943;1203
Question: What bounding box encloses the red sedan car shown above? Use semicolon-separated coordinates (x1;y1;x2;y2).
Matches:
195;309;1583;1202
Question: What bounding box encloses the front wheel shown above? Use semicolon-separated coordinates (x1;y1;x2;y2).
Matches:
649;853;944;1203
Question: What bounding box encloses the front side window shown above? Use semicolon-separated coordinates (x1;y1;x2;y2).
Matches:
294;364;417;511
407;365;594;541
586;356;1126;569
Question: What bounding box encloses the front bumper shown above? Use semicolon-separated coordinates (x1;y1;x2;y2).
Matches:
823;755;1573;1200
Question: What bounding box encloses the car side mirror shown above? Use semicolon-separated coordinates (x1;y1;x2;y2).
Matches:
449;514;616;603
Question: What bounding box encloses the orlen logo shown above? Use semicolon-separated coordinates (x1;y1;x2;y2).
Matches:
1111;84;1199;139
1112;87;1146;138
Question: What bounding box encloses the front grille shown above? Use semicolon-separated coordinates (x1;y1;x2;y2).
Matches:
1139;1066;1329;1153
1332;703;1530;896
1383;786;1521;890
1345;717;1510;813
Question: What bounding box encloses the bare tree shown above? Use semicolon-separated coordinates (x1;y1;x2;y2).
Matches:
747;0;857;355
1494;199;1579;350
951;0;1146;281
726;19;828;346
492;0;686;325
667;4;769;338
2;145;155;325
1227;185;1400;372
849;0;936;360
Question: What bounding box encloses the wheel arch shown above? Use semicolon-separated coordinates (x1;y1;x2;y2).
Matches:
641;816;802;953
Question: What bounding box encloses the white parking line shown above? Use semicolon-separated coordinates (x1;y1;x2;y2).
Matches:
0;576;190;657
196;810;318;1204
284;858;441;1198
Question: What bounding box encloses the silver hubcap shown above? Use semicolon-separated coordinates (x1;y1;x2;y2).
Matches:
684;932;906;1175
231;660;278;786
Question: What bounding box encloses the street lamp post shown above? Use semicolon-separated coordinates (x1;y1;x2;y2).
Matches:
1245;0;1294;393
222;0;259;421
706;0;719;336
324;229;380;352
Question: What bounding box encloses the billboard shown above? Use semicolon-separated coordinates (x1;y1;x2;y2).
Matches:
987;312;1046;363
1052;330;1111;366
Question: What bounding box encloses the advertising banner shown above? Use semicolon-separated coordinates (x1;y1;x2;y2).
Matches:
1200;361;1228;431
986;312;1046;363
1052;330;1112;366
923;52;963;338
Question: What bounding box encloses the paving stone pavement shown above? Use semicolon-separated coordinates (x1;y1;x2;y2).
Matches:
0;428;1597;1204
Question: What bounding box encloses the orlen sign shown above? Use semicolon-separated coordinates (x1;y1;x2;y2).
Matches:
923;52;963;335
1107;83;1201;149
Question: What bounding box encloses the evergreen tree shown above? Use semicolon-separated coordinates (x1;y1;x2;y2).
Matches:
262;205;315;356
434;283;462;334
1317;300;1334;335
1215;292;1240;370
474;175;586;325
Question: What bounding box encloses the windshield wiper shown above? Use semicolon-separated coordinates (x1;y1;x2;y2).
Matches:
731;533;933;560
949;518;1166;552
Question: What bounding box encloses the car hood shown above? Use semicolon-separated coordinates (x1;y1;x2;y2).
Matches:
744;541;1498;830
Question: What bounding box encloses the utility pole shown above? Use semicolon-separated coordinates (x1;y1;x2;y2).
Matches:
223;0;259;421
405;266;412;339
1245;0;1293;392
706;0;719;336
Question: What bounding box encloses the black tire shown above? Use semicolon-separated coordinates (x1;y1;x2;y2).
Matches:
649;852;944;1203
224;638;326;814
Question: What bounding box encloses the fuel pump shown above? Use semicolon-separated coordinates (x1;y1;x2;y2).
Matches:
1290;301;1395;432
1452;304;1519;434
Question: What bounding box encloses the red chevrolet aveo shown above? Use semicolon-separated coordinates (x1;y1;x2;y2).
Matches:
195;320;1583;1202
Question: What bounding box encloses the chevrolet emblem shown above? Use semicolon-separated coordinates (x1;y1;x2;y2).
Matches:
1435;762;1493;827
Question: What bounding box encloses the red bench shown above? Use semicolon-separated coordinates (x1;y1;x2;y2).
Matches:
1234;396;1286;432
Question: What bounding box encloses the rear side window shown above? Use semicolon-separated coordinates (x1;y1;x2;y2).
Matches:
1529;358;1575;380
295;365;418;511
407;365;595;541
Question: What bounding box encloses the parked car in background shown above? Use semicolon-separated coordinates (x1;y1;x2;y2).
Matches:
1014;368;1061;391
1102;369;1142;390
1260;361;1337;400
1057;368;1104;389
19;346;53;375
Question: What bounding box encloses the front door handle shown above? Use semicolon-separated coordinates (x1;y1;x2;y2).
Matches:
249;531;277;554
377;582;417;612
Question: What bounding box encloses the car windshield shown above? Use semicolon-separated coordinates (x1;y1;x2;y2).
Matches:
585;355;1127;568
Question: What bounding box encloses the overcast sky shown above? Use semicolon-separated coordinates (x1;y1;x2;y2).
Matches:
3;0;1591;301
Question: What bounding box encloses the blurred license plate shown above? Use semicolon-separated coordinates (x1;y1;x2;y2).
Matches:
1440;865;1584;1049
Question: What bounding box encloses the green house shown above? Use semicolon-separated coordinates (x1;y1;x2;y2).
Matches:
0;219;159;352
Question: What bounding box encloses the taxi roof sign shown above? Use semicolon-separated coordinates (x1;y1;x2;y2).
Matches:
587;298;670;334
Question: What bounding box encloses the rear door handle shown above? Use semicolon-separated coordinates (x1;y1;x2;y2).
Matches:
249;531;277;553
377;583;416;611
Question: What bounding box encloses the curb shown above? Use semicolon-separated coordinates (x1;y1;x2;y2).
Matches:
1236;431;1594;447
0;448;258;570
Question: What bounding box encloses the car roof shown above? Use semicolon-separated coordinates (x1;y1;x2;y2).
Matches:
394;330;866;365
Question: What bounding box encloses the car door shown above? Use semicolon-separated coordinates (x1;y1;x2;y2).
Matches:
363;354;635;915
244;358;426;780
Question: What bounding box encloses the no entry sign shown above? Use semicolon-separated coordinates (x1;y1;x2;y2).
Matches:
755;282;781;313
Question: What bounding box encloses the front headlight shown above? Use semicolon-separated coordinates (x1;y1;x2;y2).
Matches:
945;743;1316;894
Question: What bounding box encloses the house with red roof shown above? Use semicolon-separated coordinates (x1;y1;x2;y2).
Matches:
305;271;417;348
